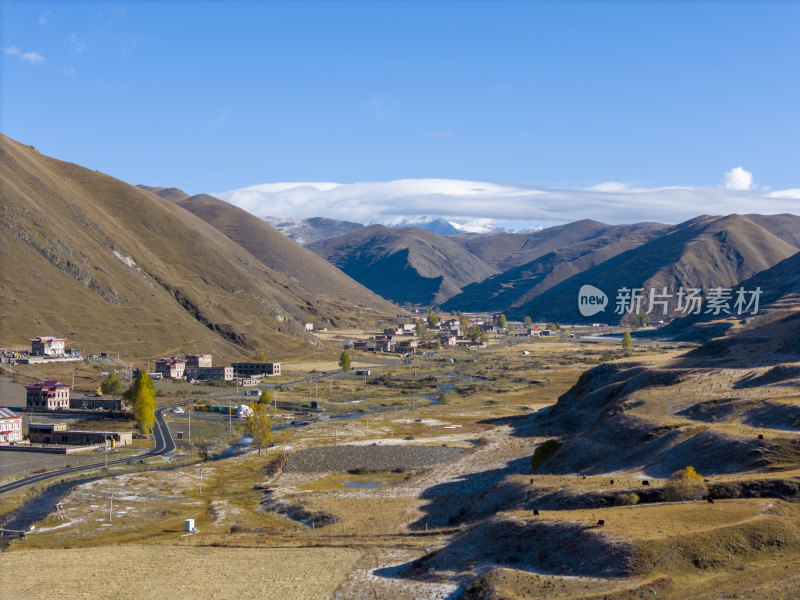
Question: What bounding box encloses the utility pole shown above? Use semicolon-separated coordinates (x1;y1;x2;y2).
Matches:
109;492;114;522
188;411;191;441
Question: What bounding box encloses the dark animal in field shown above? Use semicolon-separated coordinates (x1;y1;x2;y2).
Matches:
707;498;715;504
758;434;764;440
642;480;650;486
609;480;615;485
596;519;605;527
533;509;540;516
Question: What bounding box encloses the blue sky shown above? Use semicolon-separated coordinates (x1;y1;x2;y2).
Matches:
1;1;799;225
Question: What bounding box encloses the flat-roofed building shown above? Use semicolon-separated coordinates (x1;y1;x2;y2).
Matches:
185;354;212;368
28;423;132;446
231;362;280;377
185;366;234;381
69;396;132;412
25;381;70;410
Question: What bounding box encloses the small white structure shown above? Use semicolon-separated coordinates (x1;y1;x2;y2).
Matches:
185;519;196;532
236;404;254;419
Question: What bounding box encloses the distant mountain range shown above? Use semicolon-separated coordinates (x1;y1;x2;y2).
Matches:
262;215;513;245
300;212;800;320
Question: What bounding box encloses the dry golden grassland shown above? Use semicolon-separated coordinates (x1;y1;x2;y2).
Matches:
2;545;361;600
7;336;800;599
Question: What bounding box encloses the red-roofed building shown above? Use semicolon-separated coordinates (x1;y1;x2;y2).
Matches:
154;357;186;379
30;336;66;356
25;381;71;410
0;407;22;443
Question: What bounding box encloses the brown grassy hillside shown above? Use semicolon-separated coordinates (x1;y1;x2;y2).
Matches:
663;249;800;347
308;224;499;305
0;135;371;361
450;220;667;271
509;214;798;323
444;225;667;312
144;190;395;312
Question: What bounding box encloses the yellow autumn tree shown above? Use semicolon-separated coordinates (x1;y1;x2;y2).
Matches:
663;465;708;501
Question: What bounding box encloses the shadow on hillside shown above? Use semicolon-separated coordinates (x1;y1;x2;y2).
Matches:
377;517;633;581
408;456;531;531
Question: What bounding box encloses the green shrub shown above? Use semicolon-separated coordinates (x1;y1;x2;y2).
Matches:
530;439;562;471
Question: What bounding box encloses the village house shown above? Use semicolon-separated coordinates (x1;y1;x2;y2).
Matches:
185;366;234;381
353;338;395;352
0;407;22;443
402;323;417;334
231;362;281;377
70;396;132;411
25;381;70;410
27;423;132;446
383;326;404;337
396;339;418;353
154;357;186;379
185;354;212;368
438;333;458;347
30;336;66;356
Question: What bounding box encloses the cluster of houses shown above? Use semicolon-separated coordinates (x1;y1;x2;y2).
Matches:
151;354;281;382
342;317;497;354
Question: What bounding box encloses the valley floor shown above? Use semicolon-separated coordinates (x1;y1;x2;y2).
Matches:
3;337;800;599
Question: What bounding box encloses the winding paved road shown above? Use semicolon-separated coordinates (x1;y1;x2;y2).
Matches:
0;401;184;496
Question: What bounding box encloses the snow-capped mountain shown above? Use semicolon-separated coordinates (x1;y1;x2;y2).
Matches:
262;216;363;245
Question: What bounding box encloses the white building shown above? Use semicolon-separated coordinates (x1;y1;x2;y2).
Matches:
25;381;71;410
0;407;22;443
30;336;66;356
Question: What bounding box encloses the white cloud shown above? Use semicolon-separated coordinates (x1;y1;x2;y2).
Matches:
216;174;800;229
370;95;397;121
21;52;46;64
768;188;800;200
70;32;87;54
6;47;46;64
38;10;51;25
62;66;76;78
721;166;754;190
